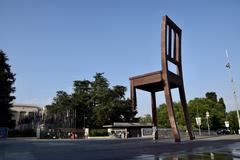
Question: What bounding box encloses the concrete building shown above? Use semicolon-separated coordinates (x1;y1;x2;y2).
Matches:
103;122;153;138
11;104;41;129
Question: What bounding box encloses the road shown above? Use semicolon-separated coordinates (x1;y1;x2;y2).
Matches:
1;135;240;160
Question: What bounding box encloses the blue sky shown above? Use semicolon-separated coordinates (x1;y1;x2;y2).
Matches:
1;0;240;116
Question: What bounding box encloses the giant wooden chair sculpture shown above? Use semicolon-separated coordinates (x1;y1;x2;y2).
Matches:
129;15;195;142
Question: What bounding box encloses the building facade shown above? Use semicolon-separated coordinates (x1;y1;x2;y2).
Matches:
103;122;153;138
11;104;41;129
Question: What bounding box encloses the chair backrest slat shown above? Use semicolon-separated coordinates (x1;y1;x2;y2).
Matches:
162;15;182;76
168;26;172;57
173;30;177;60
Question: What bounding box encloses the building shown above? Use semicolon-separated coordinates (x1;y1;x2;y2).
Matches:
11;104;41;129
103;122;153;138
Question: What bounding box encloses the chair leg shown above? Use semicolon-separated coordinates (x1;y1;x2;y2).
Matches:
151;92;158;140
179;86;195;140
163;83;181;142
130;81;137;111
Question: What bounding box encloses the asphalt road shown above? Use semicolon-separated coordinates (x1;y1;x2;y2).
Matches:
1;135;240;160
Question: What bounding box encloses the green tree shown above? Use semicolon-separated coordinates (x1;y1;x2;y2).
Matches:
0;50;16;128
72;80;92;128
205;92;217;102
46;91;72;128
226;111;239;133
156;92;226;131
188;96;225;130
91;72;110;107
218;97;226;113
107;86;137;123
157;102;185;129
139;114;152;123
91;75;137;127
45;73;137;129
157;103;170;128
91;73;111;127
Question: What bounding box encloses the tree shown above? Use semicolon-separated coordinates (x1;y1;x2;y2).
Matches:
157;102;185;129
205;92;217;102
90;74;137;127
0;50;16;128
45;73;137;129
90;73;111;127
46;91;72;128
226;111;239;133
218;97;226;113
157;103;170;128
188;96;225;130
72;80;92;128
139;114;152;123
155;92;226;131
91;72;110;107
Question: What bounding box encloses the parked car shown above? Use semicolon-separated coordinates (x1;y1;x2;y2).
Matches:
216;128;230;135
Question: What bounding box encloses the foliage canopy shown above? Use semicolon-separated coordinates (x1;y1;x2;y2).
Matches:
140;92;229;131
0;50;16;128
46;73;137;129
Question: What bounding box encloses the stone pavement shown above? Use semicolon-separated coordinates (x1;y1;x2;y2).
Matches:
0;135;240;160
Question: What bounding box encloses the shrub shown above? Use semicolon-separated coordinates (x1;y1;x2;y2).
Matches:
89;129;108;137
8;129;36;137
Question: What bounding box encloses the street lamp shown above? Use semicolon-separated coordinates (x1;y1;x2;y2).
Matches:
225;120;230;130
195;117;201;136
206;111;210;136
195;105;202;136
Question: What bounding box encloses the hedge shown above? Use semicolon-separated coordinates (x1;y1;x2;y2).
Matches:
8;129;36;137
89;129;108;137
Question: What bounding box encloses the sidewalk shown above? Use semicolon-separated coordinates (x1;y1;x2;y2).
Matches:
1;135;240;160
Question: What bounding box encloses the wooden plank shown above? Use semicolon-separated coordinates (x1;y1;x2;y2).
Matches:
130;80;137;111
179;85;195;140
168;27;172;57
167;55;179;66
151;92;158;140
163;81;181;142
173;30;176;60
130;71;162;87
165;15;182;33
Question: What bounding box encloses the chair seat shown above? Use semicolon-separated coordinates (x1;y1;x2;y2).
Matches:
129;70;182;92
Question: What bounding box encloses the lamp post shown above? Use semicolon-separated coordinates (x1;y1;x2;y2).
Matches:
225;50;240;134
206;111;210;136
195;117;201;136
225;120;230;130
195;105;202;136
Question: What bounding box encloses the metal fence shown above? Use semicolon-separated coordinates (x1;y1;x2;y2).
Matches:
40;128;85;139
142;128;217;139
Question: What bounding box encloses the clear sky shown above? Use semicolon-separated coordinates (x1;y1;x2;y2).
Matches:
1;0;240;116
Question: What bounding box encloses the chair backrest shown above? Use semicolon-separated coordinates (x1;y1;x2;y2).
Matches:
161;16;183;78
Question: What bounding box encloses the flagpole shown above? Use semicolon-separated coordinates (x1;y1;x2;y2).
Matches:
225;50;240;134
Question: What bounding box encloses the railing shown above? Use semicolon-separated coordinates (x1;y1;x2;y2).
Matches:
142;128;217;139
40;128;85;139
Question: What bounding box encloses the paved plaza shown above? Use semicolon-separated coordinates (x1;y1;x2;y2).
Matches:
1;135;240;160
